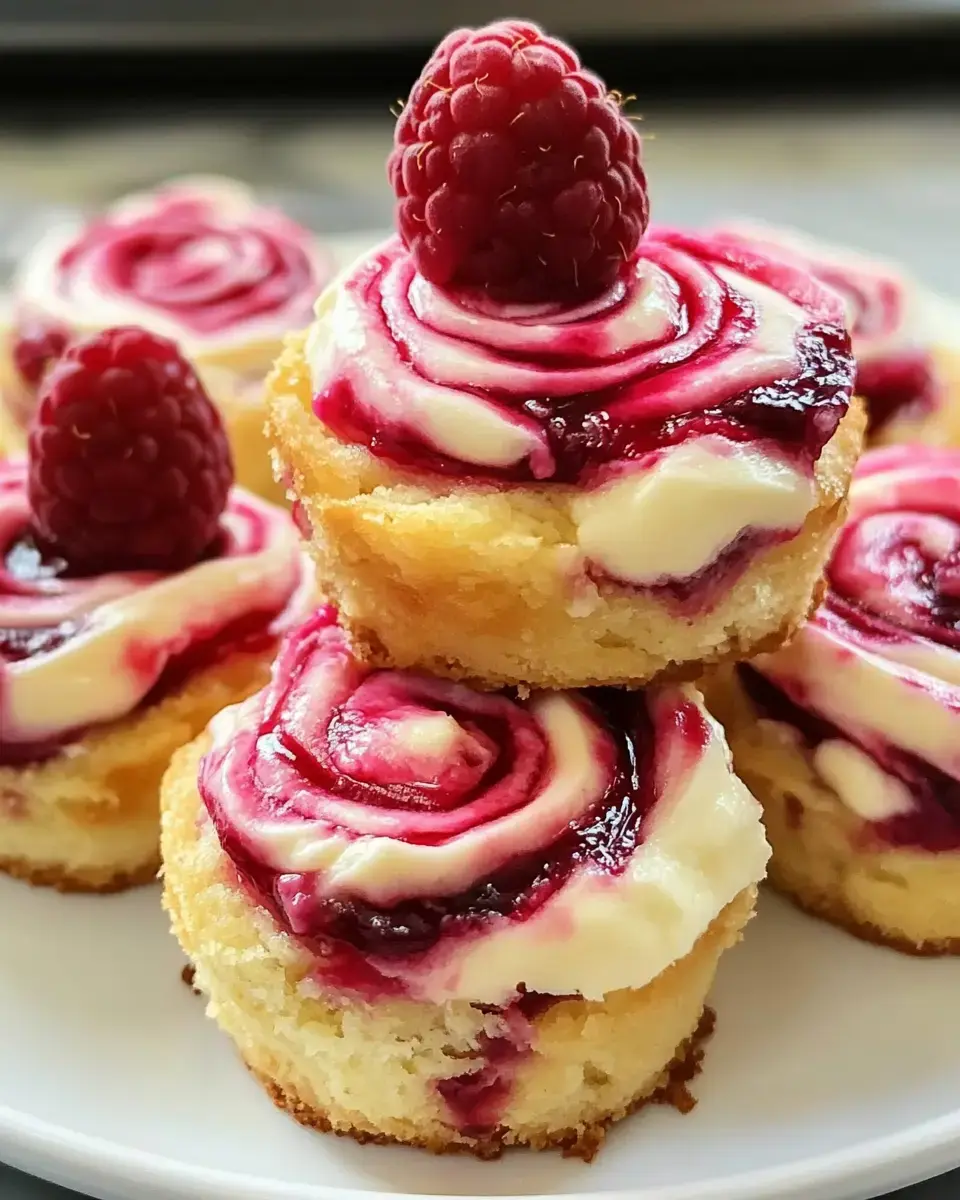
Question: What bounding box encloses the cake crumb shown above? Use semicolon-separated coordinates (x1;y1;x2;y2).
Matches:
181;964;202;995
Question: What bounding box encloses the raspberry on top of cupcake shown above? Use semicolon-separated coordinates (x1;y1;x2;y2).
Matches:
270;19;864;689
163;605;768;1155
713;221;960;443
1;325;308;890
709;444;960;953
1;176;333;500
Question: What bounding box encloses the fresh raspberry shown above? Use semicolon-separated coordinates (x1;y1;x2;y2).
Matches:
27;326;234;575
388;20;649;303
12;318;70;387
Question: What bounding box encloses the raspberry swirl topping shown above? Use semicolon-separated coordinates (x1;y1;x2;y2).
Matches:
314;228;852;482
11;177;331;384
0;459;307;763
311;230;854;590
743;446;960;850
200;607;769;1005
719;222;948;437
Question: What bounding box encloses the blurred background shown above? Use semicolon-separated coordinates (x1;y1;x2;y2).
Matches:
0;0;958;286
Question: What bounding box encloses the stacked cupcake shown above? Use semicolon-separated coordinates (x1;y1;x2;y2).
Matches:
160;21;869;1159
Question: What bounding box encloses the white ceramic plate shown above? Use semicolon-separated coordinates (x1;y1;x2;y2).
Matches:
2;223;960;1200
1;880;959;1200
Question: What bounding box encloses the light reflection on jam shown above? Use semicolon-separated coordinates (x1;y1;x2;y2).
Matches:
1;532;79;664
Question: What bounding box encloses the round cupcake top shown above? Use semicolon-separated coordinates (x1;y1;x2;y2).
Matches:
715;222;949;436
11;176;331;373
199;606;769;1006
309;226;856;596
745;444;960;850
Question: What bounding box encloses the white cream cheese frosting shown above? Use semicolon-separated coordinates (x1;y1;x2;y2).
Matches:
200;607;770;1005
570;437;815;586
0;457;307;751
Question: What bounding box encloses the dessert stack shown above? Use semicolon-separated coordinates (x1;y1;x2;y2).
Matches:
6;15;960;1163
155;18;867;1159
161;19;863;1159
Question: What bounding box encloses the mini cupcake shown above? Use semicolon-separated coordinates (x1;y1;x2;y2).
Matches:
0;176;332;501
715;221;960;445
707;445;960;954
268;21;864;690
1;326;307;891
162;604;769;1157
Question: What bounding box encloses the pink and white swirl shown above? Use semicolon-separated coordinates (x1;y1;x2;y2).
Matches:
718;222;947;436
200;607;769;1005
11;177;331;370
310;227;854;485
0;458;307;762
744;445;960;850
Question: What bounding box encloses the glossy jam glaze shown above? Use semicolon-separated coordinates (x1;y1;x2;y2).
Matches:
717;221;946;436
311;228;855;485
0;457;307;763
743;445;960;851
199;607;770;1006
6;177;332;426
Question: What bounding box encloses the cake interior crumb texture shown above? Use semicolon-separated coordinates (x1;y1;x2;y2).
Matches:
0;650;271;891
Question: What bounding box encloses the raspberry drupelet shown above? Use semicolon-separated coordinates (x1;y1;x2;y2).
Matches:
1;324;307;891
389;19;649;302
12;318;69;389
268;20;864;690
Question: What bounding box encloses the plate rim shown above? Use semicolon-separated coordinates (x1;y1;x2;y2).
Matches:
1;1098;959;1200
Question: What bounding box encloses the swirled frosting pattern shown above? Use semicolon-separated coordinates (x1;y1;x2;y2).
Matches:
309;229;854;590
718;222;948;436
0;458;308;762
743;445;960;850
311;227;853;483
10;176;331;378
200;607;769;1005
